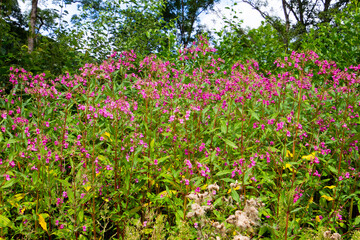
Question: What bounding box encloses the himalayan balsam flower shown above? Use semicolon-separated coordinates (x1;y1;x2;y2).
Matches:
168;115;175;122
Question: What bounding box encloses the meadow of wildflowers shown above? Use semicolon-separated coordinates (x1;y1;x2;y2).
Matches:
0;37;360;239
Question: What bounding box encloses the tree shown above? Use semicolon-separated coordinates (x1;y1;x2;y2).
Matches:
301;1;360;69
162;0;220;47
28;0;38;53
71;0;176;60
239;0;349;50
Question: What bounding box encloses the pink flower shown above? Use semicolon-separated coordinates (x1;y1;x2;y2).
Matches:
267;119;275;125
168;115;175;122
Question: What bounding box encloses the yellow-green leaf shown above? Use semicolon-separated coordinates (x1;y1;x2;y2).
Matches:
84;185;91;192
286;150;293;158
324;185;336;189
227;186;240;194
0;215;11;228
158;190;177;198
282;163;296;172
302;151;318;160
97;155;107;161
8;193;25;207
321;195;334;201
38;214;47;231
144;228;153;234
101;132;113;142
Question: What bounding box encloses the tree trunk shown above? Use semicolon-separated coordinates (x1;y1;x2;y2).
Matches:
28;0;38;53
281;0;290;51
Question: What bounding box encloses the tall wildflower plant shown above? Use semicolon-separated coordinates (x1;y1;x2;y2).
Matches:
0;37;359;239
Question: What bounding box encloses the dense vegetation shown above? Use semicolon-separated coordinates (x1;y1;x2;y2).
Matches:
0;0;359;239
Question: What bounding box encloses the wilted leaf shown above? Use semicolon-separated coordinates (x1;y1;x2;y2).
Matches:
38;214;47;231
321;195;334;201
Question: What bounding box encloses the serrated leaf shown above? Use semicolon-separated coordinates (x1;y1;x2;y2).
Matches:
223;138;237;149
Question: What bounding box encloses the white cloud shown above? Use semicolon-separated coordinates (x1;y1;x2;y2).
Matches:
199;0;264;31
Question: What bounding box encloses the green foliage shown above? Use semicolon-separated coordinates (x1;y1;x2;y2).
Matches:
214;4;286;72
301;1;360;69
0;2;94;89
162;0;220;47
0;37;359;239
72;0;176;60
215;22;286;72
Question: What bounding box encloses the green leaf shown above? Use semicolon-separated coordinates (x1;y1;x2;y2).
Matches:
290;207;304;213
215;170;233;176
1;179;16;189
222;138;238;149
128;206;142;217
78;209;84;223
220;119;227;134
0;215;11;228
248;109;260;121
57;179;71;187
231;187;241;203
